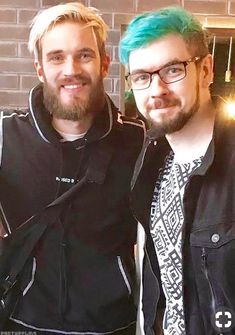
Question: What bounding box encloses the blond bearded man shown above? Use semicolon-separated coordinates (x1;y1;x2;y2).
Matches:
0;2;145;334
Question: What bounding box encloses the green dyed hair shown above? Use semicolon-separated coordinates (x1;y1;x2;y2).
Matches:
119;6;210;66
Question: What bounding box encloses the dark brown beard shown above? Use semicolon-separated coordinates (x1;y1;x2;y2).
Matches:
149;80;200;135
158;98;199;135
43;78;105;121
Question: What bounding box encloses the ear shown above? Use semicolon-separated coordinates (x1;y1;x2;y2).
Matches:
200;54;213;88
101;54;111;78
34;60;45;83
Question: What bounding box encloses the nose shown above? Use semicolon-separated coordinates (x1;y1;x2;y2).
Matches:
149;74;169;97
63;56;82;76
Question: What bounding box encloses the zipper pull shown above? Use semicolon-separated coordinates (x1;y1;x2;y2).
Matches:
201;247;207;265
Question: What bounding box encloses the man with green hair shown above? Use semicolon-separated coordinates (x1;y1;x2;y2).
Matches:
120;6;235;335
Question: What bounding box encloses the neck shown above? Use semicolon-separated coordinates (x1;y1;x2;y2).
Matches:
52;113;94;135
166;99;216;163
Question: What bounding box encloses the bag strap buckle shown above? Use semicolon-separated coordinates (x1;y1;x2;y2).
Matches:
0;276;16;297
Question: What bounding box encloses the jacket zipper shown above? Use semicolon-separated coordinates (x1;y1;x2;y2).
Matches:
59;238;67;320
201;248;228;334
131;137;152;190
201;248;218;325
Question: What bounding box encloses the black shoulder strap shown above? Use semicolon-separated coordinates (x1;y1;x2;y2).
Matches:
1;173;88;290
1;136;114;289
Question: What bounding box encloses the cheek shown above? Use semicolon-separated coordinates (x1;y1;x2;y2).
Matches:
183;84;198;107
133;92;148;114
173;79;197;106
43;68;61;86
87;59;101;74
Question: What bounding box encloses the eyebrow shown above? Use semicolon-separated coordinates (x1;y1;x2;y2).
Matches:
46;47;97;58
78;48;97;55
46;50;63;58
130;58;184;75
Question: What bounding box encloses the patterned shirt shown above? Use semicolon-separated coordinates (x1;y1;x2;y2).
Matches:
150;152;202;335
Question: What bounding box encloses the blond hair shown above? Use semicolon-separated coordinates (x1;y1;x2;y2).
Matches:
28;2;108;60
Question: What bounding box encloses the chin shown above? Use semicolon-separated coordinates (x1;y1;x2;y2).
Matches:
60;97;77;106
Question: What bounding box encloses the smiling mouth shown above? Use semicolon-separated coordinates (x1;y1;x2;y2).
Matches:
62;84;85;89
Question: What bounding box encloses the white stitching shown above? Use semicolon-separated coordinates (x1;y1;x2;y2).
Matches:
117;256;131;295
23;257;36;296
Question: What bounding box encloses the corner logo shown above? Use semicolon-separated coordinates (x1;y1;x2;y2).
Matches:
212;307;235;332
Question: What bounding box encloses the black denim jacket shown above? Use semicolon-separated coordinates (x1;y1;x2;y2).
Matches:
132;100;235;335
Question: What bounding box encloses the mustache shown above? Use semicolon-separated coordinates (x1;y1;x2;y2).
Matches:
58;75;91;86
147;97;180;109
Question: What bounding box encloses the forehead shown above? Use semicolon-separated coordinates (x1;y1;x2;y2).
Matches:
129;34;191;71
40;21;99;55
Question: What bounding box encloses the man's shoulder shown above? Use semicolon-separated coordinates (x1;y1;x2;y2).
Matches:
216;111;235;146
115;114;146;147
118;114;146;134
224;119;235;147
118;114;145;126
214;97;235;145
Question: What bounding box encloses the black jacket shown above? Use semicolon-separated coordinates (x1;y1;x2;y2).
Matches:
0;84;145;333
132;100;235;335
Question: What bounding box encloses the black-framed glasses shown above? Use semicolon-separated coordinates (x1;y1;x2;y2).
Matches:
126;56;202;90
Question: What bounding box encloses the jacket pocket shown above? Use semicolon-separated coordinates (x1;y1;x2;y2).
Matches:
190;222;235;334
190;222;235;248
190;222;235;300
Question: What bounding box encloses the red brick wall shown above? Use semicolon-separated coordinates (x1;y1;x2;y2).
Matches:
0;0;235;109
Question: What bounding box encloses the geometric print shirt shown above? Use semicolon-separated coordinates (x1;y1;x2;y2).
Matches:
150;151;202;335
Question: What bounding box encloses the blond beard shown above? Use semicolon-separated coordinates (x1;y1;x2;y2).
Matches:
43;78;105;121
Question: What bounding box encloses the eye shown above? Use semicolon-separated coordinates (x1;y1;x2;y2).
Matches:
78;51;95;62
131;73;150;84
48;54;64;64
164;64;185;76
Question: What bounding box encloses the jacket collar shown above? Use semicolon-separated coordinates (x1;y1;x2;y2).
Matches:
28;84;118;146
141;96;231;177
131;97;230;228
